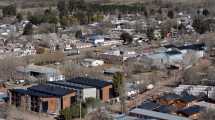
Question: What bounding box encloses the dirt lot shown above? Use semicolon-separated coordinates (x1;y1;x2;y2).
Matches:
6;106;54;120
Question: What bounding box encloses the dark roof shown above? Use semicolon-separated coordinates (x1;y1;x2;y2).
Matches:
177;43;206;51
163;44;176;49
48;81;93;89
10;89;28;95
10;89;53;97
177;105;204;117
155;105;176;113
28;84;75;97
160;93;181;100
165;50;182;55
138;101;160;110
180;94;197;102
167;65;179;70
67;77;112;89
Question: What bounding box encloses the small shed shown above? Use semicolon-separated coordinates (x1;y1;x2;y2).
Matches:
81;58;104;67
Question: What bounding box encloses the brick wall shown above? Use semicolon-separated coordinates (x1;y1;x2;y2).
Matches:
102;85;112;101
41;97;57;113
62;92;76;109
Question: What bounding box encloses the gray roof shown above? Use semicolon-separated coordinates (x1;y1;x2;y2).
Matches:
17;64;60;75
129;108;190;120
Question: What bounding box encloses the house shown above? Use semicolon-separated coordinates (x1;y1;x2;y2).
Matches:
99;49;137;63
0;80;6;92
81;58;104;67
155;105;177;114
177;43;206;58
88;35;104;45
73;42;93;49
129;108;189;120
16;64;65;82
9;84;76;114
126;83;139;97
193;101;215;109
177;105;204;119
138;100;161;110
63;48;80;56
146;52;167;66
165;50;183;64
48;81;97;100
68;77;113;101
158;93;181;105
0;91;7;104
103;67;122;75
173;85;215;100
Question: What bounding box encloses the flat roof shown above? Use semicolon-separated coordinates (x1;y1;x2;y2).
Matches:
10;89;53;97
177;105;204;116
68;77;112;89
177;43;205;50
48;81;93;89
28;84;75;97
129;108;189;120
138;101;160;110
17;64;60;74
165;50;182;55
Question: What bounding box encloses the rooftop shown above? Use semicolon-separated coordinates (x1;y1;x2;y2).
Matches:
138;101;160;110
177;43;206;51
165;50;182;55
28;84;75;97
177;105;204;117
17;64;60;75
155;105;176;114
10;89;53;97
48;81;93;89
68;77;112;89
160;93;181;100
129;108;189;120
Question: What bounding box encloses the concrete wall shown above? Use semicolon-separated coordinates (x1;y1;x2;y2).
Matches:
83;88;97;100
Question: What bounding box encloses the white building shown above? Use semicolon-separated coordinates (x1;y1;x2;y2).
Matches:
48;81;97;100
89;35;105;45
81;58;104;67
17;64;65;81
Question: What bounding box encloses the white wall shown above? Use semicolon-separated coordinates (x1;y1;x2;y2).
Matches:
83;88;97;100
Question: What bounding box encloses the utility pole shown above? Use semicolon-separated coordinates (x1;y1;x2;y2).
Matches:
80;100;82;119
121;52;127;114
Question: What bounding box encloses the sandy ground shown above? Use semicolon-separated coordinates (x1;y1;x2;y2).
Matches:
6;107;54;120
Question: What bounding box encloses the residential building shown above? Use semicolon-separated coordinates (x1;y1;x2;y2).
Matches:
68;77;113;101
16;64;65;81
81;58;104;67
48;81;97;101
129;108;189;120
9;84;76;114
88;35;105;45
177;105;204;119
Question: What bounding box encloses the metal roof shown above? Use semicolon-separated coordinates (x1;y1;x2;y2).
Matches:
177;43;206;51
138;101;160;110
165;50;182;55
155;105;176;114
10;89;53;97
68;77;112;89
159;93;181;100
28;84;75;97
177;105;204;116
129;108;190;120
17;64;60;75
48;81;93;89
